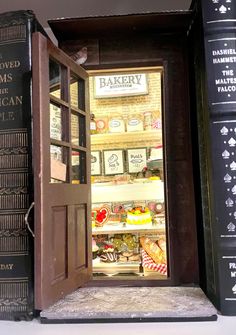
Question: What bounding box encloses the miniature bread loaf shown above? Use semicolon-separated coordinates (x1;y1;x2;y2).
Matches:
140;236;166;264
129;254;140;262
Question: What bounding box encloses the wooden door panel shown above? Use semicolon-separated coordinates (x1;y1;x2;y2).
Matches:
47;185;89;204
68;204;88;274
32;32;91;310
51;206;68;285
74;205;87;270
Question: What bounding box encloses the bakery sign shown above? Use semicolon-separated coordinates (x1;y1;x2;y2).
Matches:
94;73;148;98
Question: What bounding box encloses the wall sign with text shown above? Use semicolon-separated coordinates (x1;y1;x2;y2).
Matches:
103;149;124;175
127;148;147;173
94;73;148;98
91;151;102;176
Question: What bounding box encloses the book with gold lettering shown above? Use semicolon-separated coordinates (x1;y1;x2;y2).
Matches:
0;10;46;320
190;0;236;316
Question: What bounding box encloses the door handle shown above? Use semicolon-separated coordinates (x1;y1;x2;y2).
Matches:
24;201;35;238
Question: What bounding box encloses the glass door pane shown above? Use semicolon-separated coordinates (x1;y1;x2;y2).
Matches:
71;112;86;147
71;150;86;184
50;104;62;141
49;59;88;186
70;75;85;111
50;145;69;183
49;59;61;99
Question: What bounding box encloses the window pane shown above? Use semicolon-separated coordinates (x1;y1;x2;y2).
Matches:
71;113;86;147
70;76;79;109
50;104;62;141
50;145;68;183
72;150;86;184
71;113;79;145
70;75;85;110
49;59;61;99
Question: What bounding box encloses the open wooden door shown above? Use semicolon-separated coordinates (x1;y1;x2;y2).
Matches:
32;32;92;310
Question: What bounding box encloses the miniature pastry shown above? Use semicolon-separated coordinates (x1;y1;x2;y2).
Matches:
113;237;124;251
157;238;166;252
122;251;133;257
94;205;111;227
112;234;137;252
119;255;128;262
157;237;167;264
140;236;166;264
100;252;118;263
129;254;140;262
122;234;137;249
99;243;118;263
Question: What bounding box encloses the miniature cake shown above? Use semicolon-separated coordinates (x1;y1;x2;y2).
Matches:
126;207;152;225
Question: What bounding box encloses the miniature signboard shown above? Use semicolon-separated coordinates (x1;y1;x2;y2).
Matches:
103;149;124;175
127;148;147;173
94;73;148;98
91;151;102;175
51;158;67;182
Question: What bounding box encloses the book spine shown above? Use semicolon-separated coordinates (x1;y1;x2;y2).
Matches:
200;0;236;315
0;11;35;320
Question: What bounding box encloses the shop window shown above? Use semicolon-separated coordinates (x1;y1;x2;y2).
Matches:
89;68;167;279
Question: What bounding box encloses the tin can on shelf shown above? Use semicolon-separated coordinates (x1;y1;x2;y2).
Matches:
96;115;109;133
126;114;144;132
109;114;125;133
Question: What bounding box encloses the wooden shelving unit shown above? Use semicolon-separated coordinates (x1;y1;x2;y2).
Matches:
91;129;162;147
91;126;166;278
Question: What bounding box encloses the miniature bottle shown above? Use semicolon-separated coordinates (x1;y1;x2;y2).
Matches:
90;113;97;134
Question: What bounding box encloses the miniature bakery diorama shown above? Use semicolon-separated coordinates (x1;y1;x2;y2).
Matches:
40;14;203;316
88;69;167;278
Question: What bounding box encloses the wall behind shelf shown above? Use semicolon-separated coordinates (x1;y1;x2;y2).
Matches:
89;70;164;182
89;72;162;120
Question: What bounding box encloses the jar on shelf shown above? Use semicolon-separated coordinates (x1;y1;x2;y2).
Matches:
126;114;144;132
108;114;125;133
96;115;109;134
144;112;153;130
90;113;97;134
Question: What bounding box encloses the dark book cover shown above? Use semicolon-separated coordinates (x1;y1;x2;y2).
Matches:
0;10;45;320
191;0;236;315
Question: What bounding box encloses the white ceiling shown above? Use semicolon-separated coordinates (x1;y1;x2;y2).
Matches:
0;0;192;27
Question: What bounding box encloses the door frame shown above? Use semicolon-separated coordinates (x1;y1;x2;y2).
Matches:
86;59;197;287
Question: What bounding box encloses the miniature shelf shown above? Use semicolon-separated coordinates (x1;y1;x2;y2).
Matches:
92;223;165;235
92;181;165;203
91;129;162;146
92;259;140;275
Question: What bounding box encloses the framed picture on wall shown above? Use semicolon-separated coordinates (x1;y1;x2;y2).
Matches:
91;151;102;176
103;149;124;175
127;147;147;173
